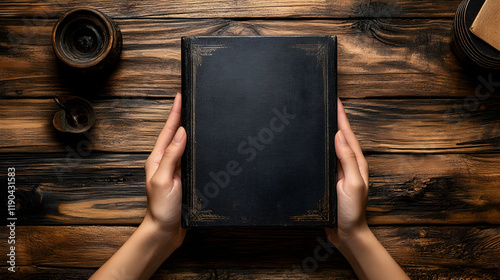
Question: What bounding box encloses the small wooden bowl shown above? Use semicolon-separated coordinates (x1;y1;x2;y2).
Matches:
52;8;122;75
53;95;96;134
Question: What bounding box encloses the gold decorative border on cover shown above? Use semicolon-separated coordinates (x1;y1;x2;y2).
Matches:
189;41;331;222
191;190;230;222
290;42;331;222
190;43;229;222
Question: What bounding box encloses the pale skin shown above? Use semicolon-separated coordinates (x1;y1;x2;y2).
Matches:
324;100;410;280
90;93;410;280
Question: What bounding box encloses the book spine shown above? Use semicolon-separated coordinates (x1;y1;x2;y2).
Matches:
327;35;338;227
181;37;193;228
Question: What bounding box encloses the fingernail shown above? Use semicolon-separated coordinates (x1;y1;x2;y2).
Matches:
338;130;347;145
173;127;184;144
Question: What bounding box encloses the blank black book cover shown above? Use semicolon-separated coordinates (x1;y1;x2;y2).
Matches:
181;36;337;227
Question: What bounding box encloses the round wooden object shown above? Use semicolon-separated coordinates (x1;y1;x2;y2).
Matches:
53;95;96;134
52;8;122;75
451;0;500;70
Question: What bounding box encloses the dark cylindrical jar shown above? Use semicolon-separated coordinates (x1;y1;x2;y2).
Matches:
52;8;122;75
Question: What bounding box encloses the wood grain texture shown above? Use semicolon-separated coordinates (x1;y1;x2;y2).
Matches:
0;0;461;19
2;1;499;279
0;99;498;153
2;266;500;280
1;18;487;99
0;226;499;271
1;153;499;225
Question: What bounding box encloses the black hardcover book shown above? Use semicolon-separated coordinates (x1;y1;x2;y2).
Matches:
181;36;337;227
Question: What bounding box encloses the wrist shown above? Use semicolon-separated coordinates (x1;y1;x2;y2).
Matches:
332;225;410;280
139;218;179;255
141;214;185;249
334;223;372;253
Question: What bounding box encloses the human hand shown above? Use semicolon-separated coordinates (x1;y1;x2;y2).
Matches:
324;100;409;280
325;98;370;247
143;92;186;249
90;93;187;280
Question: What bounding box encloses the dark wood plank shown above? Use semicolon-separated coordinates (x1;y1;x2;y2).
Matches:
0;0;461;19
346;99;500;153
0;226;498;271
1;153;499;225
368;154;500;225
0;98;171;153
1;18;486;99
1;266;499;280
0;99;499;154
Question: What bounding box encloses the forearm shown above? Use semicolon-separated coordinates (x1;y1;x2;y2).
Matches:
90;221;177;280
335;226;409;280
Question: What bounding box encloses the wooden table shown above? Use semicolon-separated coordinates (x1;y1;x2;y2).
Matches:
1;0;499;279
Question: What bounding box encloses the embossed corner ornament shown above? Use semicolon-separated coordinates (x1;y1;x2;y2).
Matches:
290;193;330;221
290;43;330;102
290;43;328;69
190;189;230;222
191;44;227;67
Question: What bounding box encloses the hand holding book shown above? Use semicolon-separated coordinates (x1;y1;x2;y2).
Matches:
91;95;408;279
324;99;369;247
90;93;187;280
324;99;409;280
